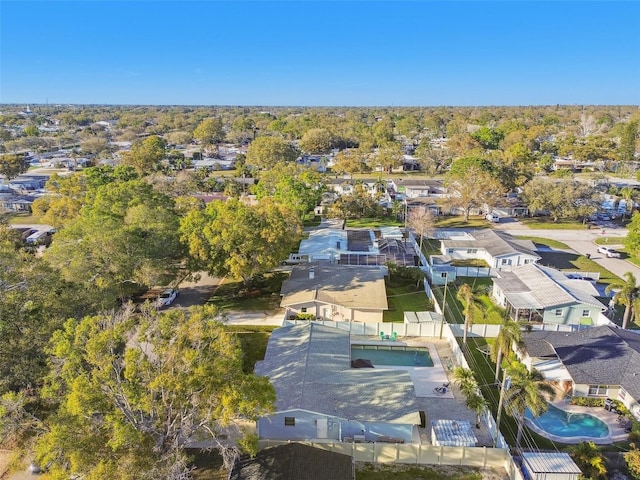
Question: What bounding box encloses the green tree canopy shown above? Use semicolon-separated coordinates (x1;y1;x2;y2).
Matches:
30;306;275;479
120;135;167;175
0;153;29;181
245;136;299;170
180;198;301;285
445;163;505;220
44;180;184;303
299;128;333;153
193;117;225;152
522;178;599;223
253;163;324;219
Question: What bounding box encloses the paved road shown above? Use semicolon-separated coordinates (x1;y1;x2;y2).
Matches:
496;219;640;284
172;272;221;309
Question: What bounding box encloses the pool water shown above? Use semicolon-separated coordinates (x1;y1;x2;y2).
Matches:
525;403;609;438
350;345;434;367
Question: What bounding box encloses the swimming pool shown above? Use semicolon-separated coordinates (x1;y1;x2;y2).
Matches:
350;345;434;367
525;403;609;439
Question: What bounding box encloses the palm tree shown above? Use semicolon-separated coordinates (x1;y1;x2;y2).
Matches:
605;272;639;329
453;367;477;396
504;361;556;448
456;283;484;344
570;441;607;479
491;313;522;382
620;186;635;220
466;392;489;429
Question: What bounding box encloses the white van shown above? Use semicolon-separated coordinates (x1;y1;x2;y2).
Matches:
485;212;500;223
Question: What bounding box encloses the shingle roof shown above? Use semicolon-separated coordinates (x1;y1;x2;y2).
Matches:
255;323;420;424
441;229;539;259
280;263;388;310
493;264;605;310
521;326;640;399
229;443;353;480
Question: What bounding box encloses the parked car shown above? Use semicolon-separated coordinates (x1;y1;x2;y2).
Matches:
157;288;178;308
485;212;500;223
597;246;621;258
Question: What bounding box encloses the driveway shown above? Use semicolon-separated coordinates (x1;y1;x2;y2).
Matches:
501;225;640;283
170;272;221;310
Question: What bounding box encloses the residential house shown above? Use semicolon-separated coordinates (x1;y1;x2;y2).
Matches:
325;177;390;203
437;229;540;271
255;323;421;443
517;326;640;420
390;178;446;200
229;443;354;480
492;263;607;326
280;263;388;322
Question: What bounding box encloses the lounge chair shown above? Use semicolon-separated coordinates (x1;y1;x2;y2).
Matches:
433;382;450;394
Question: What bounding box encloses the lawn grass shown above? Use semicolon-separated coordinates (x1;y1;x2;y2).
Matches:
515;236;571;250
384;278;433;322
346;217;403;228
208;273;287;311
6;213;43;224
536;251;621;285
356;463;485;480
302;214;322;227
225;325;276;374
434;215;488;229
519;218;588;229
594;236;627;246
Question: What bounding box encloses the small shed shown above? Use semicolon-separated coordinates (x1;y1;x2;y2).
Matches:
521;452;582;480
431;419;477;447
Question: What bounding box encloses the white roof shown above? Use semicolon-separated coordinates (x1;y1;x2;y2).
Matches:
522;452;581;474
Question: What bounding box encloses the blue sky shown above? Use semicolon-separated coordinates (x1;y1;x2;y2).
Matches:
1;1;639;106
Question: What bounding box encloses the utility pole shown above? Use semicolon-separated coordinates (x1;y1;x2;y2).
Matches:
493;369;511;448
439;272;448;339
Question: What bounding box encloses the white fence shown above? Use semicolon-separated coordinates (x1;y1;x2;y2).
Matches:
258;439;510;470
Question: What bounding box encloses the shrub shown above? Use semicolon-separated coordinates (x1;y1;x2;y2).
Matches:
570;397;605;407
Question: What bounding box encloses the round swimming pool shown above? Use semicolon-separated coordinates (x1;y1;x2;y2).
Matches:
525;403;609;439
350;345;434;367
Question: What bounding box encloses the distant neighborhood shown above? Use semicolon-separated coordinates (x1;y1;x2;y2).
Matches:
1;104;640;480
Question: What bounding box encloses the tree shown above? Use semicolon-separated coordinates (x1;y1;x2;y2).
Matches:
618;120;638;163
0;153;29;181
471;127;503;150
522;178;599;223
253;163;324;219
620;186;636;220
299;128;333;153
31;306;275;479
0;241;97;395
374;142;404;173
452;367;477;396
605;272;639;329
445;160;505;220
180;198;301;286
625;446;640;480
120;135;167;175
456;283;485;344
407;206;435;254
490;315;522;382
44;180;184;303
466;392;489;429
570;441;607;479
503;361;555;447
245;136;299;170
331;149;369;175
193;117;225;153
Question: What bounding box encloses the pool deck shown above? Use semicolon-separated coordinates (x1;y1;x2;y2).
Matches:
525;400;630;444
350;336;497;447
350;337;453;398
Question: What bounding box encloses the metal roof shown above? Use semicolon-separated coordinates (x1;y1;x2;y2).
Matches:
255;323;421;424
522;452;581;474
493;264;605;310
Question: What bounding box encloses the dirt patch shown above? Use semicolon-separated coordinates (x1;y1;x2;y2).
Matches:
355;462;510;480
